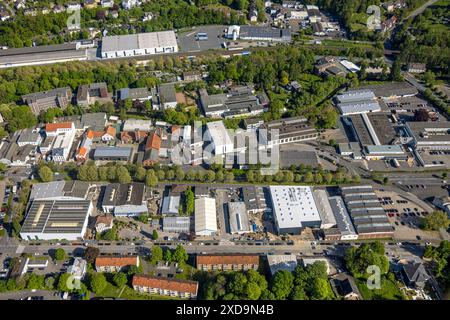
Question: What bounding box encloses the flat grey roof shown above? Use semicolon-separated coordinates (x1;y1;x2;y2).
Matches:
30;181;65;200
0;49;85;67
240;26;291;41
158;83;177;104
22;87;71;102
101;31;177;53
0;43;78;57
17;128;40;144
328;196;357;236
357;82;418;98
228;202;250;233
94;146;133;158
102;183;145;207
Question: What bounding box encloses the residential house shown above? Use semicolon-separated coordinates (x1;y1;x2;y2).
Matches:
101;0;114;8
143;131;162;166
94;214;114;233
102;126;116;142
76;83;110;107
22;87;72;115
120;130;148;144
122;0;139;10
95;256;140;272
16;128;42;147
67;258;87;280
407;63;426;74
132;275;198;299
182;71;202;81
401;262;430;288
76;129;94;162
157;83;177;109
117;87;152;102
331;273;362;300
196;255;260;271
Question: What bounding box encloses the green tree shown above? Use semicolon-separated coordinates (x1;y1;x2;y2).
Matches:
345;243;389;278
113;272;127;287
172;245;188;264
134;166;147;182
54;248;66;261
146;170;158;187
164;249;172;262
422;211;450;231
270;270;294;300
38;165;53;182
45;276;55;290
57;273;71;292
152;229;159;240
185;187;195;215
26;274;44;290
138;214;149;223
151;246;163;263
89;273;107;294
117;166;132;184
245;282;262;300
84;246;100;264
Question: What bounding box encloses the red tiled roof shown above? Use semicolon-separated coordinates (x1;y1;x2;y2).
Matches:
93;131;104;138
132;275;198;295
95;256;138;267
45;122;72;132
145;132;161;150
104;126;116;137
95;215;113;226
86;130;94;139
77;147;87;158
196;255;260;266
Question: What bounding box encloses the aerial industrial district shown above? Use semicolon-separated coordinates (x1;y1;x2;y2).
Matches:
0;0;448;303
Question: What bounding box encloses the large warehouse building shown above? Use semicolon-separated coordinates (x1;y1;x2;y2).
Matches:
20;198;93;241
269;186;322;235
340;185;393;239
101;31;178;59
195;197;217;236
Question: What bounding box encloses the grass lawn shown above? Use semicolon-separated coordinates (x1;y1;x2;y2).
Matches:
119;286;182;300
95;282;183;300
356;274;406;300
175;263;197;281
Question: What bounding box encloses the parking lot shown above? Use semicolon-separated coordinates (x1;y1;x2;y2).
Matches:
374;190;440;241
418;149;450;167
178;25;227;52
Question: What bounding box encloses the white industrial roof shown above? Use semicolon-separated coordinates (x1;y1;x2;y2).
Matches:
340;60;360;72
365;145;404;154
228;202;250;234
102;31;177;53
206;121;233;147
123;119;153;131
195;197;217;235
30;181;65;200
269;186;321;229
336;90;375;103
313;189;336;228
52;130;75;150
267;254;298;275
338;101;381;115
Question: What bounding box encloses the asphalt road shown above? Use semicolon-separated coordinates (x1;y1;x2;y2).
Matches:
0;290;62;300
405;0;439;20
0;241;428;262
